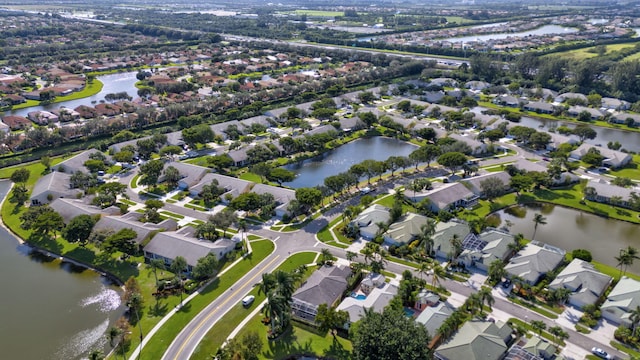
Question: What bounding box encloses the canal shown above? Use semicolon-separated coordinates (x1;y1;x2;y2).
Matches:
0;180;123;359
283;137;418;188
492;203;640;274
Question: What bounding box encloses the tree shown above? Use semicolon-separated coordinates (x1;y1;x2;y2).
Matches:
136;138;159;160
103;228;138;255
192;254;219;280
32;210;64;238
437;152;467;175
532;213;547;240
315;304;349;337
250;162;272;183
209;209;237;238
510;174;533;195
195;220;218;241
531;320;547;336
10;168;30;185
319;248;335;266
630;306;640;337
571;249;592;262
163;166;182;189
616;246;639;276
170;256;187;277
488;260;506;283
93;182;128;208
148;258;165;286
478;287;494;312
548;326;569;346
480;177;506;201
573;124;597;142
138;160;164;188
358;111;377;127
62;214;97;246
267;167;295;185
143;199;164;223
295;187;322;212
409;144;441;169
350;307;431;360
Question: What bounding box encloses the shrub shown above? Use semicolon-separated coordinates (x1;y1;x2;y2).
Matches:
572;249;593;262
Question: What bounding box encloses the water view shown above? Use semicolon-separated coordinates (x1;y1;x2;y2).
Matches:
0;180;124;359
11;71;140;118
492;203;640;273
283;137;418;188
437;25;578;43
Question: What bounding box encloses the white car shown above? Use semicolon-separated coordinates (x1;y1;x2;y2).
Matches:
241;295;255;307
591;347;612;359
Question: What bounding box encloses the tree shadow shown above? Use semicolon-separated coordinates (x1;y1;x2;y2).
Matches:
262;327;315;360
198;277;220;296
27;233;64;254
148;300;169;317
324;335;352;360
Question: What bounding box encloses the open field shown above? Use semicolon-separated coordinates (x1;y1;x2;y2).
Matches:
551;43;640;60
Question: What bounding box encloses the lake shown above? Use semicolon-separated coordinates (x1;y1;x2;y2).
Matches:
283;137;418;188
11;71;140;118
0;180;124;359
492;203;640;274
438;25;578;43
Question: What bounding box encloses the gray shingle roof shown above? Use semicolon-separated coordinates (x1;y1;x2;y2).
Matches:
461;172;511;195
436;320;512;360
549;259;612;307
190;173;252;198
30;172;78;201
94;213;177;244
505;243;565;284
292;265;350;308
49;198;104;223
53;150;110;174
163;161;209;188
143;226;236;266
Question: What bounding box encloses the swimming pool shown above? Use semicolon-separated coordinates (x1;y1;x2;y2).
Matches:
351;292;367;300
404;308;416;317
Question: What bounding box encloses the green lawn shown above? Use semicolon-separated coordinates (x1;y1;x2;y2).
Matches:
191;251;319;359
131;174;140;188
239;172;263;183
139;240;275;360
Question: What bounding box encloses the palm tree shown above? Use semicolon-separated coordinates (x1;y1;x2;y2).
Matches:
478;287;495;312
418;262;430;282
258;273;276;296
170;256;187;306
532;213;547;240
530;320;546;336
431;263;446;288
449;234;463;263
488;260;506;284
623;246;639;275
346;251;358;262
88;350;104;360
418;220;436;256
630;306;640;337
148;258;165;286
319;248;334;266
466;293;483;315
548;326;569;346
362;246;374;265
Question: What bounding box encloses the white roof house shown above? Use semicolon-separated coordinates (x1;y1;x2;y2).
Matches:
384;213;430;245
336;282;397;327
30;172;82;205
505;243;565;285
351;204;391;240
432;220;476;260
415;301;455;336
458;229;514;271
569;143;632;168
410;182;478;212
601;276;640;326
460;171;511;197
435;320;512;360
549;259;612;309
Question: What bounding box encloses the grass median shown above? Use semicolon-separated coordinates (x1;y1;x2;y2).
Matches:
191;251;319;359
138;240;275;360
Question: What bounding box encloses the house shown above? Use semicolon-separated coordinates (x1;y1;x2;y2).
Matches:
0;121;9;133
49;198;106;223
210;120;242;139
601;276;640;326
350;204;391;240
523;337;556;360
338;117;365;132
435;320;512;360
555;92;587;103
161;162;209;190
465;81;491;91
447;133;488;155
336;282;397;328
569;143;632;168
429;77;458;88
30;172;82;205
601;97;630;111
52;150;111;174
414;289;441;311
460;172;511;197
492;95;521;107
546;132;579;151
458;229;514;271
416;301;455;336
410;182;478;212
291;265;351;322
511;159;579;186
251;183;296;218
424;91;446;103
1;115;31;130
227;147;250;167
189;173;253;202
548;259;612;309
383;213;431;245
504;243;565;285
109;136;152;153
432;220;476;260
143;226;237;272
583;179;637;208
567;106;604;120
359;272;385;294
94;213;178;245
28;110;58;125
523;101;556;114
610;112;640;126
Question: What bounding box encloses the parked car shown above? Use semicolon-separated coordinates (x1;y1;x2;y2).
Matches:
242;295;255;307
501;279;511;289
591;347;612;359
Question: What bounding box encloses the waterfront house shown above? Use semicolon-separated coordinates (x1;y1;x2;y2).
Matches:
505;243;565;285
548;259;612;309
1;115;31;130
569;143;632;168
30;172;81;205
94;213;177;245
523;101;556;114
601;276;640;326
567;105;604;120
49;198;106;223
410;182;478;212
460;171;512;197
583;179;637;208
458;229;514;272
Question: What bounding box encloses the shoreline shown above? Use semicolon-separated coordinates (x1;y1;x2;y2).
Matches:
0;180;124;287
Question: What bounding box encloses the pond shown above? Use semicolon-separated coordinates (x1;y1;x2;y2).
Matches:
283;137;418;188
437;25;578;43
0;180;124;359
11;71;140;118
491;203;640;274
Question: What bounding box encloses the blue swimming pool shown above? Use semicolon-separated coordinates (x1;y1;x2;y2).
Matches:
404;308;416;317
351;292;367;300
